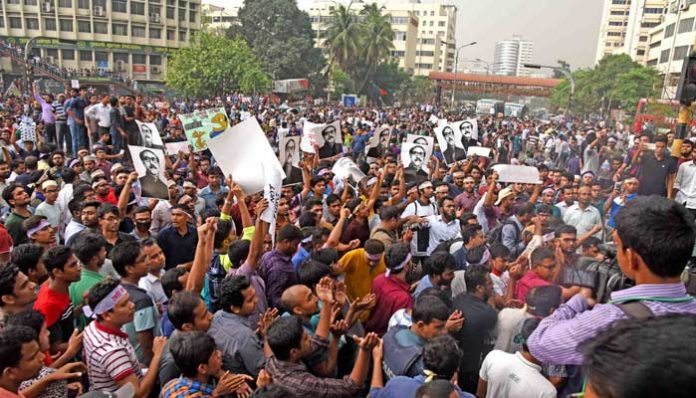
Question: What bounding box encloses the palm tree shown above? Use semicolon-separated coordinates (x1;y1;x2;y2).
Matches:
325;4;361;73
356;3;394;93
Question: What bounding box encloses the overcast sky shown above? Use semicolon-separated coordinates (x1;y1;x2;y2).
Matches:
213;0;604;70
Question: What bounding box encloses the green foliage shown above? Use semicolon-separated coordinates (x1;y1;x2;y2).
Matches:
165;32;270;97
229;0;325;85
551;54;661;115
397;76;436;105
331;67;356;97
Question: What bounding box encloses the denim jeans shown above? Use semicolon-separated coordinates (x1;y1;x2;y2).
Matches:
110;126;123;154
56;121;71;155
69;123;86;155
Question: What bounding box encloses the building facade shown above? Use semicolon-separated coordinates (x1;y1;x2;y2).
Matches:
646;0;696;98
493;35;533;77
0;0;201;83
307;0;456;76
201;0;240;33
594;0;668;65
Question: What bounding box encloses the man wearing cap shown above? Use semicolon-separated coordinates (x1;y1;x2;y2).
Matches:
454;176;481;214
34;180;61;241
80;155;98;183
138;149;168;200
182;179;206;216
536;187;562;220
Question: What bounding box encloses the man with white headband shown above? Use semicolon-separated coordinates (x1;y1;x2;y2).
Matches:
82;278;167;396
401;180;437;266
23;215;56;249
365;243;414;335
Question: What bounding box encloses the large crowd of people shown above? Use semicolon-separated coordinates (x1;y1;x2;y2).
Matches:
0;82;695;398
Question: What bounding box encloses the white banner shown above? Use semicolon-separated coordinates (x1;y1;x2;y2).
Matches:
208;118;285;194
332;157;366;185
434;122;466;165
492;164;540;184
466;146;491;158
165;141;190;156
135;120;164;149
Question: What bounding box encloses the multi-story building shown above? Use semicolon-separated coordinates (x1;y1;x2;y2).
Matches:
493;35;533;77
307;0;456;76
594;0;668;65
646;0;696;99
202;0;240;33
0;0;201;84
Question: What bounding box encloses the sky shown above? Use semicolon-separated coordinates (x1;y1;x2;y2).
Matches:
210;0;605;70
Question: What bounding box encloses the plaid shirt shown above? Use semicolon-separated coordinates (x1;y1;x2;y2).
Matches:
161;376;215;398
265;354;360;398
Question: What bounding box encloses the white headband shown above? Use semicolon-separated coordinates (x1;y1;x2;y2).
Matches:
83;285;128;319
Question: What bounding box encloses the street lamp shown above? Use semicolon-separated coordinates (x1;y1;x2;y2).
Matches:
451;41;477;108
524;63;575;114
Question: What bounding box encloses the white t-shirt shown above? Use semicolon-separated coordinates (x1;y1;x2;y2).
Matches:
401;199;437;256
479;350;556;398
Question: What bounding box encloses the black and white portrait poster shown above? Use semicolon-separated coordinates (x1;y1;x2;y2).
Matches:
434;123;466;165
332;157;367;186
405;134;434;161
128;145;169;200
136;120;164;149
454;118;479;147
365;125;391;159
401;142;429;185
279;135;303;186
314;120;343;159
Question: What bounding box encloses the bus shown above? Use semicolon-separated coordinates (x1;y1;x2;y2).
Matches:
476;99;503;116
504;102;528;118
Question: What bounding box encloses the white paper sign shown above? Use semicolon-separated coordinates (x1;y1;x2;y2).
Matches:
260;162;282;247
492;164;540;184
70;80;80;89
332;157;366;184
19;116;36;143
401;143;430;184
135;120;163;148
466;146;491;158
301;120;342;157
428;114;439;125
208;118;285;194
165;141;190;155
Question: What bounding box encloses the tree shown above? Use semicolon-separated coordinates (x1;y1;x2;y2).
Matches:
552;60;571;79
398;76;436;106
355;3;395;93
229;0;325;85
166;32;270;98
326;4;361;73
550;54;661;116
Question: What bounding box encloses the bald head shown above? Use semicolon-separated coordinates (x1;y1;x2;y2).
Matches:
281;285;312;315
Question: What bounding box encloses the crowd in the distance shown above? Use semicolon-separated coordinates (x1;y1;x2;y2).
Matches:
0;84;695;398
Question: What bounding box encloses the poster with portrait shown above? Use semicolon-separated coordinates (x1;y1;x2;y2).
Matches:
178;107;229;151
135;120;164;149
208;117;285;195
279;135;303;186
405;134;434;162
454;118;479;144
434;123;466;165
365;125;391;159
128;145;169;200
400;142;430;185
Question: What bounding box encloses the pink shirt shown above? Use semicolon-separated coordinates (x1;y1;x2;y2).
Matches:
365;274;413;336
514;271;552;303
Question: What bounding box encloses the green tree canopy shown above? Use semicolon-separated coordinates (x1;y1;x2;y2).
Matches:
165;32;270;98
229;0;325;86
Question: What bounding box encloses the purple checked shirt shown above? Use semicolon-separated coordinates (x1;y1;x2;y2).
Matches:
258;250;298;309
528;283;696;365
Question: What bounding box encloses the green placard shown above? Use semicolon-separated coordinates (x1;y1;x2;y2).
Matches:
178;107;228;151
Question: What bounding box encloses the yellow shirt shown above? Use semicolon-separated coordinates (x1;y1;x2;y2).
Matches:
337;248;386;301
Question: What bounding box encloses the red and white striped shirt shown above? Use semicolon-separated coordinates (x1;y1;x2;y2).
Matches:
83;321;142;392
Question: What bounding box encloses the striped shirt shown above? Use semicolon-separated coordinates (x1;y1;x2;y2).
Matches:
53;100;66;122
528;283;696;365
83;321;142;392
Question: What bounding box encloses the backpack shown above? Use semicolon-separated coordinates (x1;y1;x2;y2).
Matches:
485;220;520;246
382;326;423;381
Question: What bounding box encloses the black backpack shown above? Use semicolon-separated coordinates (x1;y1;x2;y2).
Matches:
485;220;520;246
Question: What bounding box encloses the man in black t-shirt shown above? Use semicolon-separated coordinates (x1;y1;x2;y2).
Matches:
637;135;677;197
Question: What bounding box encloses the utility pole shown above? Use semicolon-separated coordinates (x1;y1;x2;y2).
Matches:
450;41;477;108
524;63;574;114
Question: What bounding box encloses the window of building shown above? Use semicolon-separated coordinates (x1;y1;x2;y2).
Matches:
77;0;89;8
643;7;663;14
430;11;434;16
665;23;676;38
611;0;629;4
610;10;626;15
132;25;146;37
9;17;22;29
112;23;127;35
609;21;626;26
178;0;185;7
45;49;58;58
167;29;175;40
189;10;196;22
428;30;433;34
650;40;661;48
150;54;162;65
149;27;161;38
79;50;93;61
178;8;186;21
167;0;174;4
112;0;127;13
43;18;56;30
636;49;645;56
77;20;91;32
0;19;3;29
416;63;433;69
59;0;72;7
62;49;75;60
390;50;405;57
429;21;433;26
26;18;39;30
421;38;435;44
438;21;445;27
639;35;648;42
673;45;689;61
678;17;694;34
93;21;108;33
149;5;160;17
59;18;73;31
641;21;659;28
167;7;175;19
113;52;129;63
179;29;187;41
95;52;108;62
660;48;671;63
132;54;146;64
131;1;145;15
607;31;623;36
394;32;407;41
6;0;19;4
417;51;434;57
24;0;37;5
